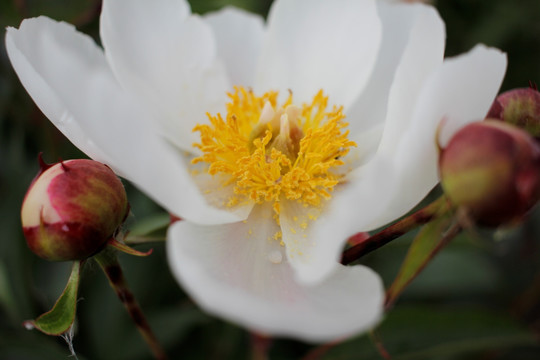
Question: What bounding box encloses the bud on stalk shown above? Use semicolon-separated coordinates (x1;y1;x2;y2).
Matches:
439;120;540;226
21;158;129;261
487;86;540;138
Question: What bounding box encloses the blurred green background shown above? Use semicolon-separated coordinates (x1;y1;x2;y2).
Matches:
1;0;540;359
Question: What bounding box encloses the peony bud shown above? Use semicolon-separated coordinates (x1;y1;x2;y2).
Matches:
21;158;129;261
439;120;540;226
487;86;540;138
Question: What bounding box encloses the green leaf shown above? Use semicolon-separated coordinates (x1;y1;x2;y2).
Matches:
124;213;169;245
387;306;537;360
128;213;170;237
24;261;83;335
403;243;500;298
321;305;537;360
386;215;458;307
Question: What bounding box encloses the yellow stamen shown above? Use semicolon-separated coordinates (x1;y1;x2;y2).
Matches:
192;87;355;218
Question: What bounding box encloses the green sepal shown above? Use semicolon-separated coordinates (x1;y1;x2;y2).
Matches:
23;260;83;335
386;214;460;308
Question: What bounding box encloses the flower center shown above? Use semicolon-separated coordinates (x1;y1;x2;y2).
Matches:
192;87;356;215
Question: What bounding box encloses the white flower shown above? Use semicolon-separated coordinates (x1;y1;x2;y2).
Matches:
6;0;506;342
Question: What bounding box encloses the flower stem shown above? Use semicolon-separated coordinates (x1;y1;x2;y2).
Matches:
369;329;392;360
300;341;339;360
94;248;168;360
342;196;450;265
250;333;272;360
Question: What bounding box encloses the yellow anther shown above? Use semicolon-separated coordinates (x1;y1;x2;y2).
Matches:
192;87;355;224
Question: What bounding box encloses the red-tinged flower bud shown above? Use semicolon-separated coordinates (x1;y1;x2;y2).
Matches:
439;120;540;226
21;158;129;261
487;86;540;138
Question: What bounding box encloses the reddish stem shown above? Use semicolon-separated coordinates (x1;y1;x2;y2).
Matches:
301;341;339;360
250;333;272;360
94;248;168;360
342;196;450;265
370;330;392;360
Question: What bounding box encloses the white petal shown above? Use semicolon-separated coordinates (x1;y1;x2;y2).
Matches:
375;4;445;157
347;124;385;169
346;3;436;137
280;159;394;284
333;3;445;233
5;17;112;164
188;168;255;219
6;17;244;225
290;3;446;251
284;47;506;283
167;205;384;342
255;0;381;107
311;46;506;260
100;0;230;151
435;46;507;145
375;45;507;227
204;7;265;87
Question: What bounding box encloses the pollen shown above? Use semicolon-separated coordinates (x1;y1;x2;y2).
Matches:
192;87;355;217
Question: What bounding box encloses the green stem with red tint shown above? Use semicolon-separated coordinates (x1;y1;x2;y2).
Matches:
342;196;450;265
385;219;462;310
94;248;167;360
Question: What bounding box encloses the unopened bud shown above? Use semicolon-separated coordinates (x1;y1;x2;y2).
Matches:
439;120;540;226
21;158;129;261
487;85;540;138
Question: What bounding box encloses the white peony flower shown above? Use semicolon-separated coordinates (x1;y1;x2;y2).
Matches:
6;0;506;342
